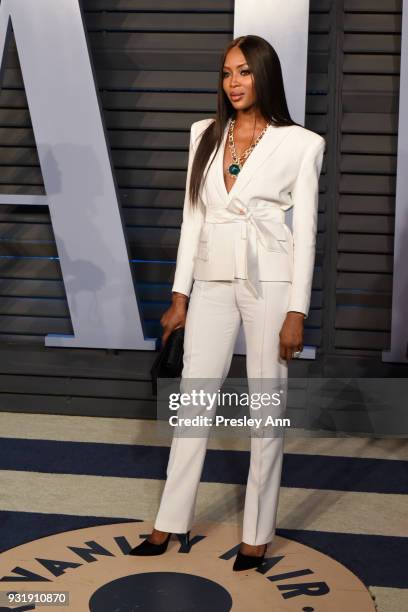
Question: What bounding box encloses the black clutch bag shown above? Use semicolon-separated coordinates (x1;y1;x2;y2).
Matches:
150;326;185;396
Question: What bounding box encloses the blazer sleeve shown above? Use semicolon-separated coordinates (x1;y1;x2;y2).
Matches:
287;136;325;319
171;121;206;297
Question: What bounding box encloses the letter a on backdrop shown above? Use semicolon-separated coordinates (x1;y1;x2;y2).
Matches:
0;0;155;349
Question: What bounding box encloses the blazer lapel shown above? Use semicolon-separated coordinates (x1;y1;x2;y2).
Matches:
221;122;295;203
204;122;229;203
203;120;294;205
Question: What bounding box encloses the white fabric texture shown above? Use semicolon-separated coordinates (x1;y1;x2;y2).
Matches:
154;278;290;545
172;118;325;319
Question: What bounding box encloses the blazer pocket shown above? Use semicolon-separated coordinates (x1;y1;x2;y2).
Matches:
196;224;212;261
281;223;293;248
258;221;291;253
270;222;288;243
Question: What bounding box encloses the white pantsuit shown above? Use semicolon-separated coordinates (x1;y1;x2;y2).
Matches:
155;278;291;544
154;118;325;545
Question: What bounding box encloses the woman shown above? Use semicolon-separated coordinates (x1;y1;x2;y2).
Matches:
129;34;325;571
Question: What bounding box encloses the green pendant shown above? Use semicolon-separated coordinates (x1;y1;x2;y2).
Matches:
228;163;240;177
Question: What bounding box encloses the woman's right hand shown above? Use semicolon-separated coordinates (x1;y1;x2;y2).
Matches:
160;292;188;345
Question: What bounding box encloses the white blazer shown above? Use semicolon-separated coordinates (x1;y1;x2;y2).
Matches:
172;118;325;319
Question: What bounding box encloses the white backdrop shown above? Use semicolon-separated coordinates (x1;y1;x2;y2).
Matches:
233;0;314;357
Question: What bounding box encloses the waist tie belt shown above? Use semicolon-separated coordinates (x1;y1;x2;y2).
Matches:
205;198;289;298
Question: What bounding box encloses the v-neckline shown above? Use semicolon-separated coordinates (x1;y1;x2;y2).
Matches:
220;119;271;198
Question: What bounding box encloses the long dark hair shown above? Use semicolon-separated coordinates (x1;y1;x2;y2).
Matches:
189;35;299;207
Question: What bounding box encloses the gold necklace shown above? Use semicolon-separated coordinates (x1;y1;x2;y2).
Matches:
227;118;270;178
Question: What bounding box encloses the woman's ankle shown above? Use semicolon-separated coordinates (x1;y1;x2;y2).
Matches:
148;529;169;544
239;542;267;556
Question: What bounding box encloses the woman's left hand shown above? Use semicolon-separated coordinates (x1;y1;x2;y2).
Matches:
279;311;305;361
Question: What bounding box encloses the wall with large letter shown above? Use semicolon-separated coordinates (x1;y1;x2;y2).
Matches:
0;0;406;420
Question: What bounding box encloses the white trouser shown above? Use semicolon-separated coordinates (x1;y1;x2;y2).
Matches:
154;278;290;545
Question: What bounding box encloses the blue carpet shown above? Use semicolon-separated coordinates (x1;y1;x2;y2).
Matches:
0;510;406;588
0;437;407;493
276;528;408;589
0;510;140;553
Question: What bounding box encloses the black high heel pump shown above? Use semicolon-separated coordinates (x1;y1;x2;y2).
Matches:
128;531;190;556
232;543;267;571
